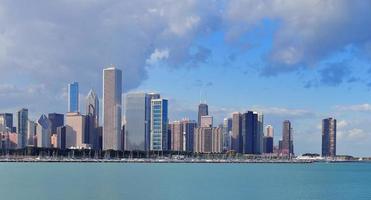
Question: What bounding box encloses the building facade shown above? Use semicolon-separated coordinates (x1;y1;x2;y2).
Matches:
197;103;208;127
231;112;242;153
65;112;87;149
36;114;51;148
68;82;79;112
48;113;64;134
280;120;294;156
150;99;168;151
0;113;13;132
17;108;28;148
322;117;336;157
86;89;99;149
124;92;160;151
103;67;122;151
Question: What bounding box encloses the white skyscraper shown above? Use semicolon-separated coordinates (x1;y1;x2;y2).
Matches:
86;89;99;149
150;98;168;151
103;67;122;151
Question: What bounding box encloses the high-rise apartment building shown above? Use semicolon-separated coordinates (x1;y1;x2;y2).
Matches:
150;98;168;151
68;82;79;112
322;117;336;157
169;121;183;151
194;127;223;153
26;120;37;147
103;67;122;151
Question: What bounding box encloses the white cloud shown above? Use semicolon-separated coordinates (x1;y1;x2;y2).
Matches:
334;104;371;112
146;48;170;65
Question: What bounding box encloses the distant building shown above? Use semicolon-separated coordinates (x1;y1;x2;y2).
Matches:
17;108;28;148
56;126;66;149
48;113;64;134
124;92;160;151
231;112;242;153
0;113;13;132
65;112;87;149
150;99;168;151
86;89;99;149
263;125;274;153
182;119;197;152
26;120;37;147
194;127;223;153
198;103;208;127
36;114;51;148
169;121;183;151
200;115;213;128
68;82;79;112
223;118;232;151
241;111;257;154
103;67;122;151
279;120;294;156
322;117;336;157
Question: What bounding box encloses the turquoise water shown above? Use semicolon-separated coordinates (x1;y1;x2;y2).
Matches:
0;162;371;200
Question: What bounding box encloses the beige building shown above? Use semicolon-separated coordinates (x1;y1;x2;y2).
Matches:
65;112;87;149
194;127;223;153
169;121;183;151
103;67;122;151
200;115;213;128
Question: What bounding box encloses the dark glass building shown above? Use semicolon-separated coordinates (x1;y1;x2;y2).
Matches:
322;117;336;157
48;113;64;134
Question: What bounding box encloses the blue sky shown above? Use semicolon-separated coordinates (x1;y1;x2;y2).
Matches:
1;0;371;156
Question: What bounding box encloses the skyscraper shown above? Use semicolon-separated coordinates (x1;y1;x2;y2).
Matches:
280;120;294;156
26;120;37;147
241;111;258;154
48;113;64;134
223;118;232;151
322;117;336;158
124;92;160;151
86;89;99;149
68;82;79;112
198;103;208;126
150;98;168;151
36;114;51;148
231;112;242;153
65;112;87;149
17;108;28;148
264;125;274;153
169;121;183;151
0;113;13;132
182;119;197;152
103;67;122;151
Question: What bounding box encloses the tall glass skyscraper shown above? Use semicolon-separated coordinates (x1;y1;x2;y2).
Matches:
68;82;79;112
280;120;294;156
103;67;122;151
150;99;168;151
125;92;160;151
17;108;28;148
322;117;336;157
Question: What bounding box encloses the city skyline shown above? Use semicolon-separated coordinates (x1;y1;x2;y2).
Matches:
1;1;371;156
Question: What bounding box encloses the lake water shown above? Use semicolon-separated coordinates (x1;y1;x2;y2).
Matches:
0;162;370;200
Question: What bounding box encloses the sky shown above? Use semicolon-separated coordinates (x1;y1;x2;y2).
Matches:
1;0;371;156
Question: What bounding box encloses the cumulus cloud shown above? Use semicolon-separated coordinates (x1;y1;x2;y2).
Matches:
224;0;371;75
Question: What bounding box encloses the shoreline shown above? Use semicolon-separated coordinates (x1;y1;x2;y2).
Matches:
0;158;367;164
